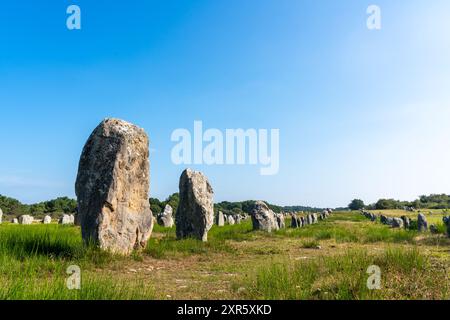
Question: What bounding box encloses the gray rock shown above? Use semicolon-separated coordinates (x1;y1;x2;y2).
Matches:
19;215;33;225
276;214;285;229
157;204;174;228
228;215;236;225
223;215;228;224
234;215;242;225
392;217;404;229
59;214;73;225
175;169;214;241
291;214;299;228
0;207;3;224
298;216;303;227
43;215;52;224
12;218;18;224
443;216;450;237
401;216;411;229
417;213;428;232
302;216;309;226
216;211;225;227
75;118;154;255
250;201;279;232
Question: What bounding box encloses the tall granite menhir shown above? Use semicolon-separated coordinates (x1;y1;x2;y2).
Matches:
176;169;214;242
75;118;154;255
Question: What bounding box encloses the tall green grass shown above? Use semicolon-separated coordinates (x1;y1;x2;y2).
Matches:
146;222;254;258
0;224;154;300
239;248;448;300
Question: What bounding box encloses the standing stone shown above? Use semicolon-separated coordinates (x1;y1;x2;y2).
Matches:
175;169;214;241
228;215;236;225
75;118;154;255
0;207;3;224
59;214;73;225
392;217;404;229
302;216;308;226
223;215;228;224
443;216;450;237
401;216;411;229
298;216;304;228
216;211;225;227
250;201;279;232
12;218;18;224
235;215;242;225
276;214;285;229
19;215;33;225
157;205;174;228
291;214;299;228
43;215;52;224
313;213;318;224
417;213;428;232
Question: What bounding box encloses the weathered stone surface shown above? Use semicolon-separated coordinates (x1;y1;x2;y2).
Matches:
443;216;450;237
223;215;228;224
216;211;225;227
43;215;52;224
59;214;73;225
392;217;404;229
276;214;285;229
235;215;242;225
19;215;33;225
298;216;304;227
75;118;154;255
12;218;18;224
175;169;214;241
417;213;428;232
228;215;236;225
291;214;299;228
157;205;174;228
0;207;3;224
401;216;411;229
250;201;279;232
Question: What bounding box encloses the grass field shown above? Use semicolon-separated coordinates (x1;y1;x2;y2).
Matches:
0;211;449;300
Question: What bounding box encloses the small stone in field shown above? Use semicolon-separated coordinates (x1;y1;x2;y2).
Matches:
43;215;52;224
417;213;428;232
19;215;33;225
216;211;225;227
392;217;404;229
157;204;174;228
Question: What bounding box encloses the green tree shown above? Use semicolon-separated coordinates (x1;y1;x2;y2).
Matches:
348;199;365;211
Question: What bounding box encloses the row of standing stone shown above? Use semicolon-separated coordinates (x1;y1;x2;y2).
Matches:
361;210;450;236
0;214;76;225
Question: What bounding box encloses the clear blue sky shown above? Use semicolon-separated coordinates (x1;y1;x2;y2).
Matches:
1;0;449;207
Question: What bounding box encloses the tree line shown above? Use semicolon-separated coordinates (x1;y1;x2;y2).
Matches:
0;195;77;217
348;194;450;211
